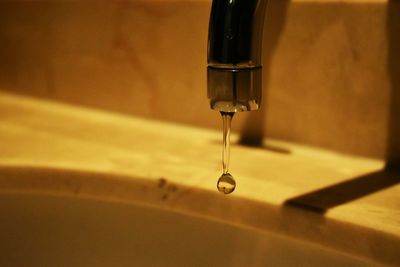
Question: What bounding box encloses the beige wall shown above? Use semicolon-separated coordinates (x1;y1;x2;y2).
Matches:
0;0;398;163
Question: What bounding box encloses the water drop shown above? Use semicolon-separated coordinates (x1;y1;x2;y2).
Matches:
216;112;236;194
217;173;236;194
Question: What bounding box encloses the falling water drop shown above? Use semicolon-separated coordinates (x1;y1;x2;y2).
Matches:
217;112;236;194
217;172;236;194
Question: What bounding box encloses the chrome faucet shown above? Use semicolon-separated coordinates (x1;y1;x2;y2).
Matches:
207;0;268;113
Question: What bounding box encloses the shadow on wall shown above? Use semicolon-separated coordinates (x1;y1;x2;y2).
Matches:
240;0;400;167
239;0;290;151
386;0;400;170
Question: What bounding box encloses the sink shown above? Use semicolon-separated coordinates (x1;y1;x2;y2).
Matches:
0;192;377;267
0;92;397;266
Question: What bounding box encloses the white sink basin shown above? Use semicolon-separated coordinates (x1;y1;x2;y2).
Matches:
0;192;377;267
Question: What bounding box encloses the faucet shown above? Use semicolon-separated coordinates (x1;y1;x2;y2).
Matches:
207;0;268;113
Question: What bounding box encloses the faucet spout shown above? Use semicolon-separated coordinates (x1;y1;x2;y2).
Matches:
207;0;268;112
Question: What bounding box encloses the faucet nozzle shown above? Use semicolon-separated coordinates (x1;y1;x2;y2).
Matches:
207;0;268;112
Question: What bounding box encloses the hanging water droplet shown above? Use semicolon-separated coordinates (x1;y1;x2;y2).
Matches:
216;112;236;194
217;173;236;194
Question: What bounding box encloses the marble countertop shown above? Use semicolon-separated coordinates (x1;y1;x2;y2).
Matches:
0;91;399;265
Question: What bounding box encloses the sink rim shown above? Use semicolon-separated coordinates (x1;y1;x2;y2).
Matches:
0;164;396;266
